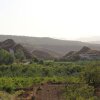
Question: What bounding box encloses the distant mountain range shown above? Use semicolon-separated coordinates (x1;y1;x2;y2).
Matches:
0;35;100;59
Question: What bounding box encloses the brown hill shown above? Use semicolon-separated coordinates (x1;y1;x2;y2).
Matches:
0;39;32;59
62;46;100;61
0;39;16;50
14;44;32;59
32;50;55;60
77;46;91;54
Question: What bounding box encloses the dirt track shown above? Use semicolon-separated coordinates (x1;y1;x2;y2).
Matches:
16;83;100;100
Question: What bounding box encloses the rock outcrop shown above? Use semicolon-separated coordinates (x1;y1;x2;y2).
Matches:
0;39;32;59
62;46;100;61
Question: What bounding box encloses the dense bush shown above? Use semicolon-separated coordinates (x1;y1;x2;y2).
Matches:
0;62;83;77
0;49;14;65
15;49;26;61
64;84;97;100
81;62;100;85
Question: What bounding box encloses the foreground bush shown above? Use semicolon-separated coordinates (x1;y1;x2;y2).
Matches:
64;84;98;100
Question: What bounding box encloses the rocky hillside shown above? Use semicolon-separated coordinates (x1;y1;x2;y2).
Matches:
0;39;32;59
0;39;57;60
62;46;100;61
32;50;55;60
1;35;100;57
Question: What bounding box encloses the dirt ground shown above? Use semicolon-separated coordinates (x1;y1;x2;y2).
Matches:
16;83;100;100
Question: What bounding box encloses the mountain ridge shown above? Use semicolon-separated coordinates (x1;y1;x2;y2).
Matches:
0;35;100;57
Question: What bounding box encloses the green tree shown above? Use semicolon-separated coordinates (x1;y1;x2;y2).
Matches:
15;49;25;62
0;49;14;64
82;65;100;85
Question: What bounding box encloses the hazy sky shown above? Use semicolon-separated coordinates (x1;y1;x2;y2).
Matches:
0;0;100;40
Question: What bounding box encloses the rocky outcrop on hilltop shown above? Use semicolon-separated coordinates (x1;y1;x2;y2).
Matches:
0;39;32;59
77;46;91;54
62;46;100;61
0;39;16;50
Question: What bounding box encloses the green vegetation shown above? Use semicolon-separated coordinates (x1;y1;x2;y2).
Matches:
64;84;97;100
15;49;26;62
0;60;99;99
0;49;14;65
